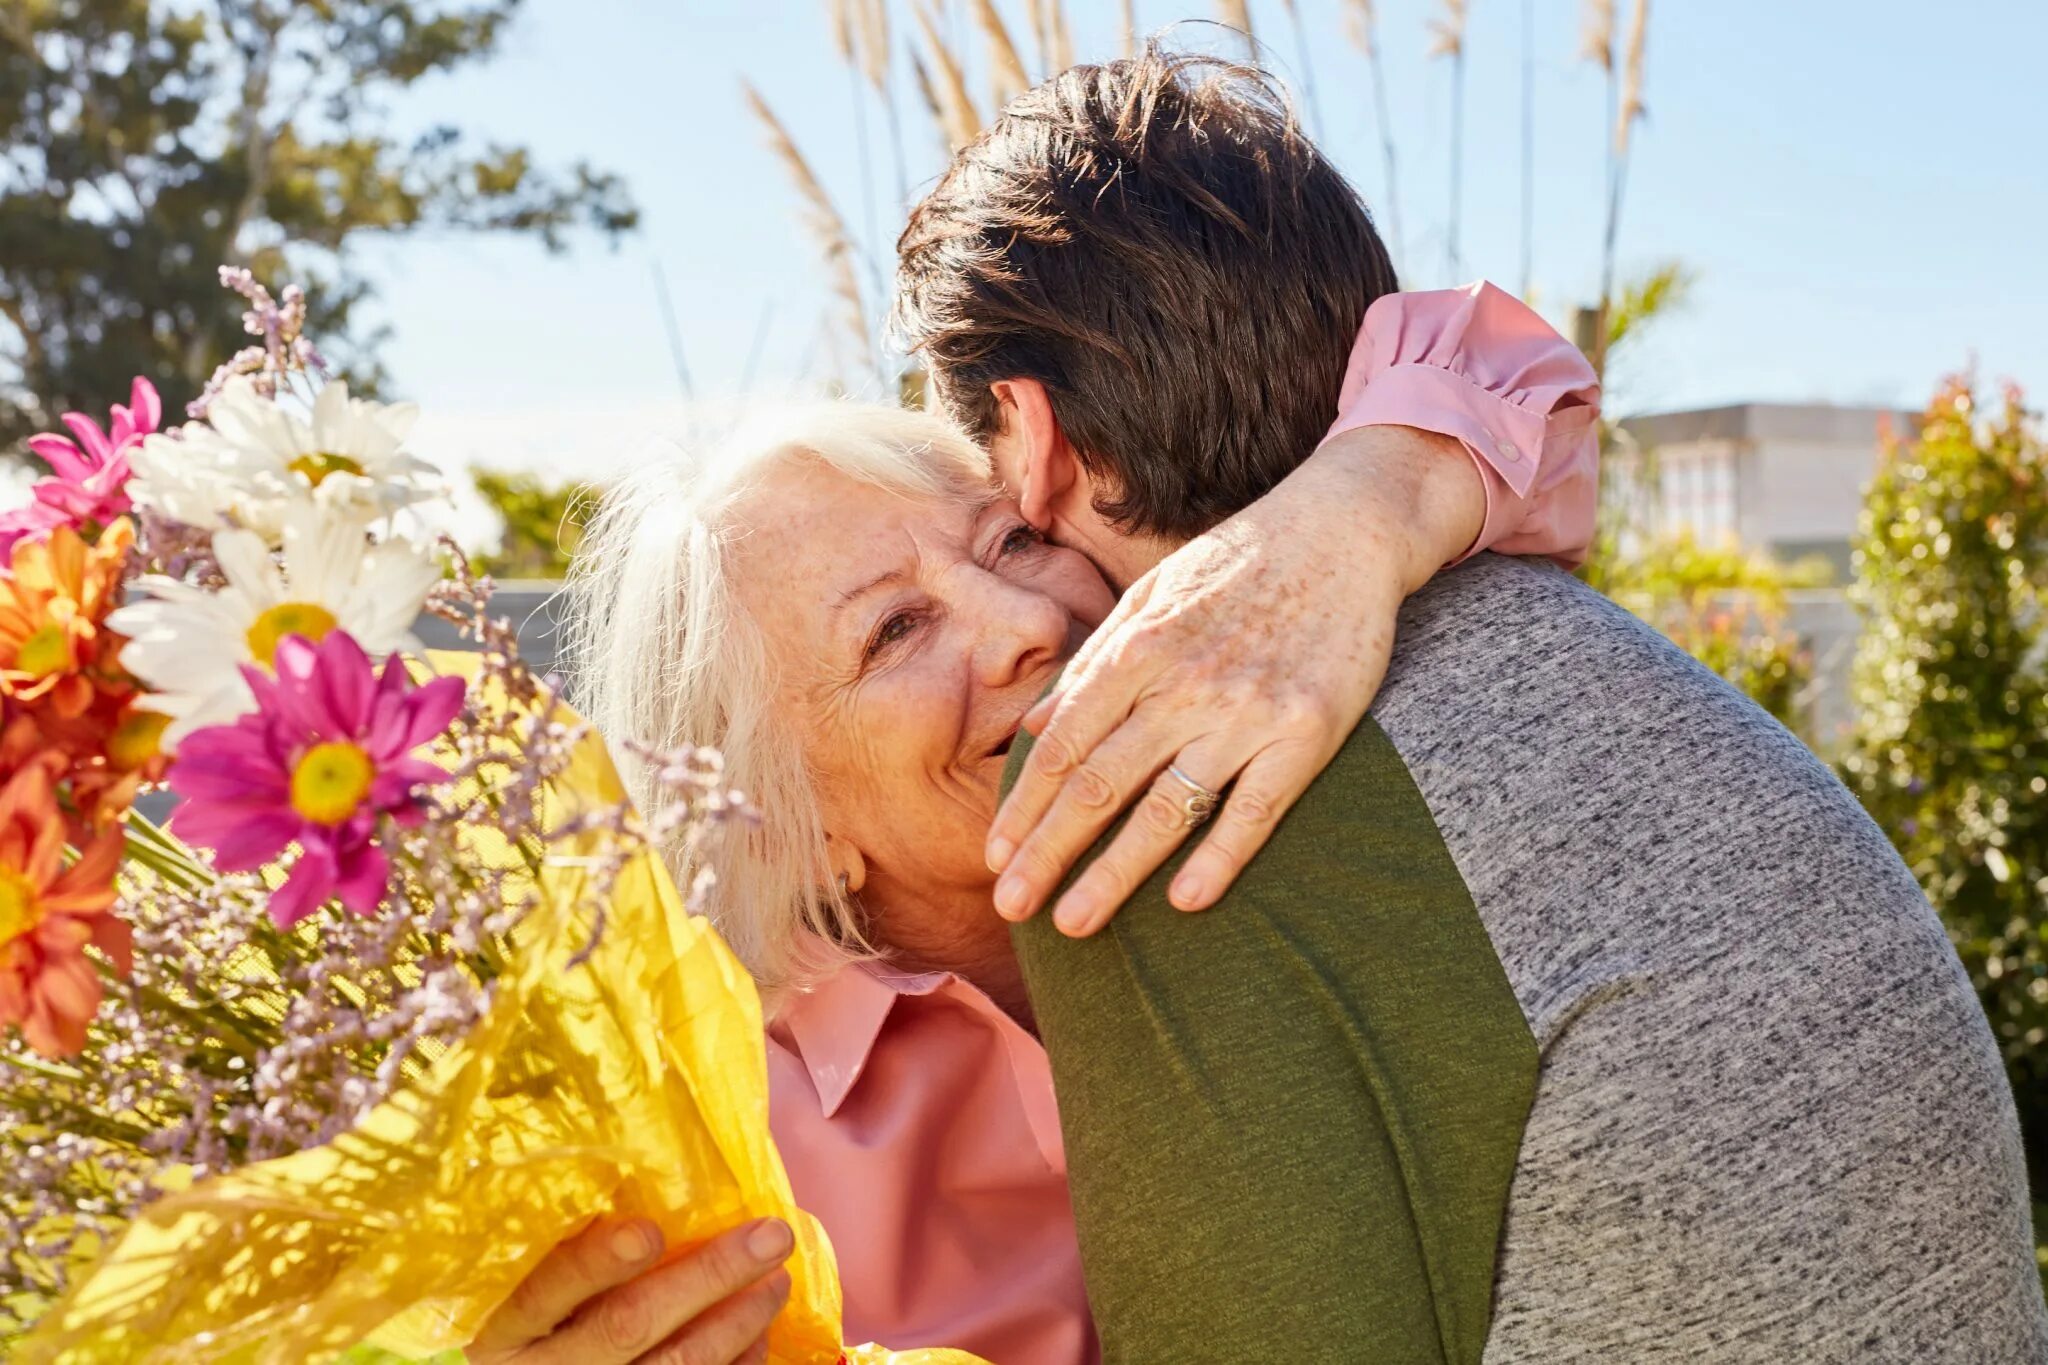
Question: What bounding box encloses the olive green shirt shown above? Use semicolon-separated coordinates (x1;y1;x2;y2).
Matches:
1004;710;1537;1364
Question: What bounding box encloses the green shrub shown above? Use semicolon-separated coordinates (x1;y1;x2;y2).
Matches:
471;468;592;580
1839;377;2048;1201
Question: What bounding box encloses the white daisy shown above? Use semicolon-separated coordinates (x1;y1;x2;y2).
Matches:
108;506;444;747
129;376;443;544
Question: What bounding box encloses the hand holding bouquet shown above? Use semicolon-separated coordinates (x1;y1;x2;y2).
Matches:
0;270;984;1365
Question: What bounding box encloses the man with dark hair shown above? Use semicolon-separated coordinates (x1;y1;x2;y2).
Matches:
897;47;2047;1364
898;50;1394;541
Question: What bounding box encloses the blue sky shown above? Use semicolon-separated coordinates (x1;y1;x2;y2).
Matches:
359;0;2048;478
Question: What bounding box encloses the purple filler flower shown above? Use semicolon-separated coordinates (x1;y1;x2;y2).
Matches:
2;377;160;561
166;630;466;928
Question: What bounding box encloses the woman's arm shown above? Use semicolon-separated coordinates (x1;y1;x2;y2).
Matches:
987;282;1601;935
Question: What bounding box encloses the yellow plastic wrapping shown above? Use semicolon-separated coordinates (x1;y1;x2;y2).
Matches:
19;659;987;1365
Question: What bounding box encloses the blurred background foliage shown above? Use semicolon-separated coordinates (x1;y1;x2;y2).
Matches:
468;467;589;579
0;0;636;450
1840;380;2048;1203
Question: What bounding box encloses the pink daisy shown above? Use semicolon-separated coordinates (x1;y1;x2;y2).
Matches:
166;629;466;928
2;377;161;561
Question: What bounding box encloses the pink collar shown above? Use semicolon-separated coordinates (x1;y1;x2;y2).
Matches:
778;961;950;1117
776;958;1067;1171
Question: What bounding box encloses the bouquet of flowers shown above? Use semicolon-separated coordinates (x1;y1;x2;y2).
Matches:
0;270;983;1365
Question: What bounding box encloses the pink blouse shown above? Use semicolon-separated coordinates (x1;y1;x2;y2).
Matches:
1328;280;1602;567
767;283;1601;1364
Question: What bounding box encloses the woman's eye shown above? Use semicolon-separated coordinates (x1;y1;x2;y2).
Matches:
999;525;1043;556
865;612;916;660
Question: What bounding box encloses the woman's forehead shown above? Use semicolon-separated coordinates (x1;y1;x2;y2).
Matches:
730;463;992;612
739;458;991;531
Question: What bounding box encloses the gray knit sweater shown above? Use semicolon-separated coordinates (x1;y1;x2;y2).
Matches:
1377;555;2047;1362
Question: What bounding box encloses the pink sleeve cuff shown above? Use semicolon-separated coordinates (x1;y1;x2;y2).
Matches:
1322;282;1602;568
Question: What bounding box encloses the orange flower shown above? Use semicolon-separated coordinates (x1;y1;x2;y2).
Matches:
0;517;135;720
2;691;169;836
0;756;129;1057
70;701;170;832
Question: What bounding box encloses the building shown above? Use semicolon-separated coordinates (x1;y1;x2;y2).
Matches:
1614;402;1914;579
1609;401;1922;750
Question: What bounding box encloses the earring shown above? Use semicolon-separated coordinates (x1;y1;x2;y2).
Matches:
835;872;850;897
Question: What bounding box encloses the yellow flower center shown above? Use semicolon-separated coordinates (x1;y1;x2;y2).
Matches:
290;741;376;825
287;452;365;488
0;865;41;949
15;624;74;679
245;601;340;667
108;708;172;771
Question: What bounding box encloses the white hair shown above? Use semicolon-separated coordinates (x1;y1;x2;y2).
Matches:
559;401;993;1010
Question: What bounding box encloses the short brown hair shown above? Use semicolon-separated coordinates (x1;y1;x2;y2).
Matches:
893;46;1397;540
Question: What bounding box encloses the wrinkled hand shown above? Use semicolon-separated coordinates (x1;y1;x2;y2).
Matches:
467;1216;794;1365
986;426;1484;936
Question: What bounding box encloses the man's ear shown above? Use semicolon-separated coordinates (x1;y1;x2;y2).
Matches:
990;378;1079;532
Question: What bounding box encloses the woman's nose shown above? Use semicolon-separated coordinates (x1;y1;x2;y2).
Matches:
966;573;1070;689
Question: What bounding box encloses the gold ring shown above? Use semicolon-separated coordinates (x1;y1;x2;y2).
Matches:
1165;764;1220;829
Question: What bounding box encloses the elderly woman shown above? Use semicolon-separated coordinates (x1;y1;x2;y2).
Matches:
465;289;1596;1363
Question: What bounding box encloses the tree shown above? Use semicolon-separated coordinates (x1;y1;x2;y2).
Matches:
0;0;636;449
1841;377;2048;1200
471;466;588;579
